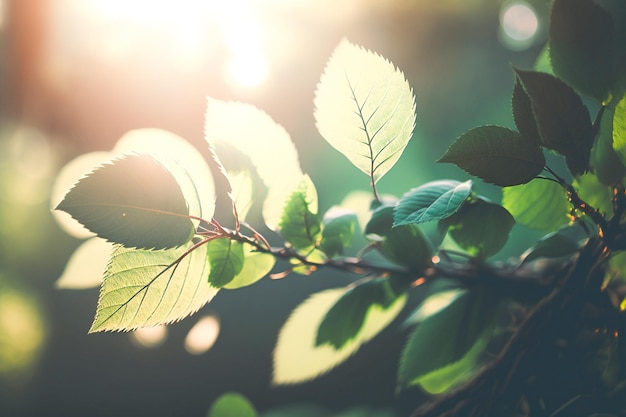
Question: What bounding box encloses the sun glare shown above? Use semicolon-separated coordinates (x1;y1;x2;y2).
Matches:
499;1;540;50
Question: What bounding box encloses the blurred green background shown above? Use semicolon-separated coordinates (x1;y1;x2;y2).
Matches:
0;0;548;415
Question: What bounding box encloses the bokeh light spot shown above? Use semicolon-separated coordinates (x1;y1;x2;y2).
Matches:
499;1;539;50
130;325;168;349
185;315;220;355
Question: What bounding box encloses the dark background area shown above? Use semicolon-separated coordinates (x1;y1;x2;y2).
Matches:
0;1;548;416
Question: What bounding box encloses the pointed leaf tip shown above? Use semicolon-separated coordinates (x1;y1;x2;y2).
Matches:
314;39;416;183
56;154;195;250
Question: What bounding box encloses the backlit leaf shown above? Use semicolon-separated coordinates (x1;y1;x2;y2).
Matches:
222;243;275;289
204;99;304;229
56;154;195;250
502;178;570;232
549;0;615;101
533;44;554;75
90;242;218;332
56;238;113;289
273;287;406;384
394;180;472;226
278;175;322;251
514;69;594;176
439;198;515;259
573;173;614;217
613;95;626;165
398;288;497;388
316;278;403;349
207;238;245;288
314;39;416;183
208;392;258;417
319;208;358;258
439;126;544;186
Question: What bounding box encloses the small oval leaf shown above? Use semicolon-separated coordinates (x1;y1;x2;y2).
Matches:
207;238;245;288
394;180;472;226
222;243;275;290
208;393;258;417
319;209;358;258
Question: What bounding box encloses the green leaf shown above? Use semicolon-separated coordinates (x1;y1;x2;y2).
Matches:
316;278;404;349
512;79;541;145
440;198;515;259
520;231;580;265
394;180;472;226
272;287;406;384
592;106;625;185
533;44;554;75
56;154;195;250
572;173;614;217
204;99;304;230
502;178;570;232
222;243;275;289
89;242;218;332
438;126;544;186
549;0;615;101
208;393;258;417
381;225;432;272
278;175;322;251
319;208;358;258
314;39;416;183
415;333;490;394
613;95;626;166
365;203;395;236
514;69;594;176
207;238;245;288
398;288;497;388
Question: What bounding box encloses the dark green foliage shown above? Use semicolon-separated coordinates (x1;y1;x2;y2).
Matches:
398;287;499;388
549;0;615;102
56;154;194;250
393;180;472;226
512;78;541;145
514;69;594;176
319;211;358;257
439;126;544;186
207;238;245;288
591;106;626;185
381;224;432;272
316;277;404;349
439;198;515;259
365;203;395;236
520;231;580;265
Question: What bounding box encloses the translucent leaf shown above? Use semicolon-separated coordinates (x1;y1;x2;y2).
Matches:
549;0;615;101
514;69;594;176
394;180;472;226
439;198;515;259
207;238;245;288
416;333;490;394
520;231;580;265
222;243;275;289
278;175;322;251
272;287;406;385
613;96;626;165
208;392;258;417
314;39;416;184
204;99;304;229
438;126;544;186
533;44;554;75
572;173;614;217
398;288;496;388
56;154;195;250
403;289;465;326
316;278;403;349
339;190;374;231
502;178;570;232
319;208;358;258
56;238;113;289
228;170;255;222
114;128;216;227
89;242;218;332
592;106;625;185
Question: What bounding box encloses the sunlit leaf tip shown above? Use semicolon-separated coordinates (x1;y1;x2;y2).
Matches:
314;38;416;184
56;154;195;250
394;180;472;226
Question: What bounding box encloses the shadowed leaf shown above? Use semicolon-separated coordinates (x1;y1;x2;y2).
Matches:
207;238;245;288
222;243;275;290
592;106;625;185
278;175;322;251
56;154;195;250
512;79;541;144
319;209;358;258
439;126;544;186
314;39;416;184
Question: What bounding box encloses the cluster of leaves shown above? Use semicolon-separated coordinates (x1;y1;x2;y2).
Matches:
54;0;626;414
